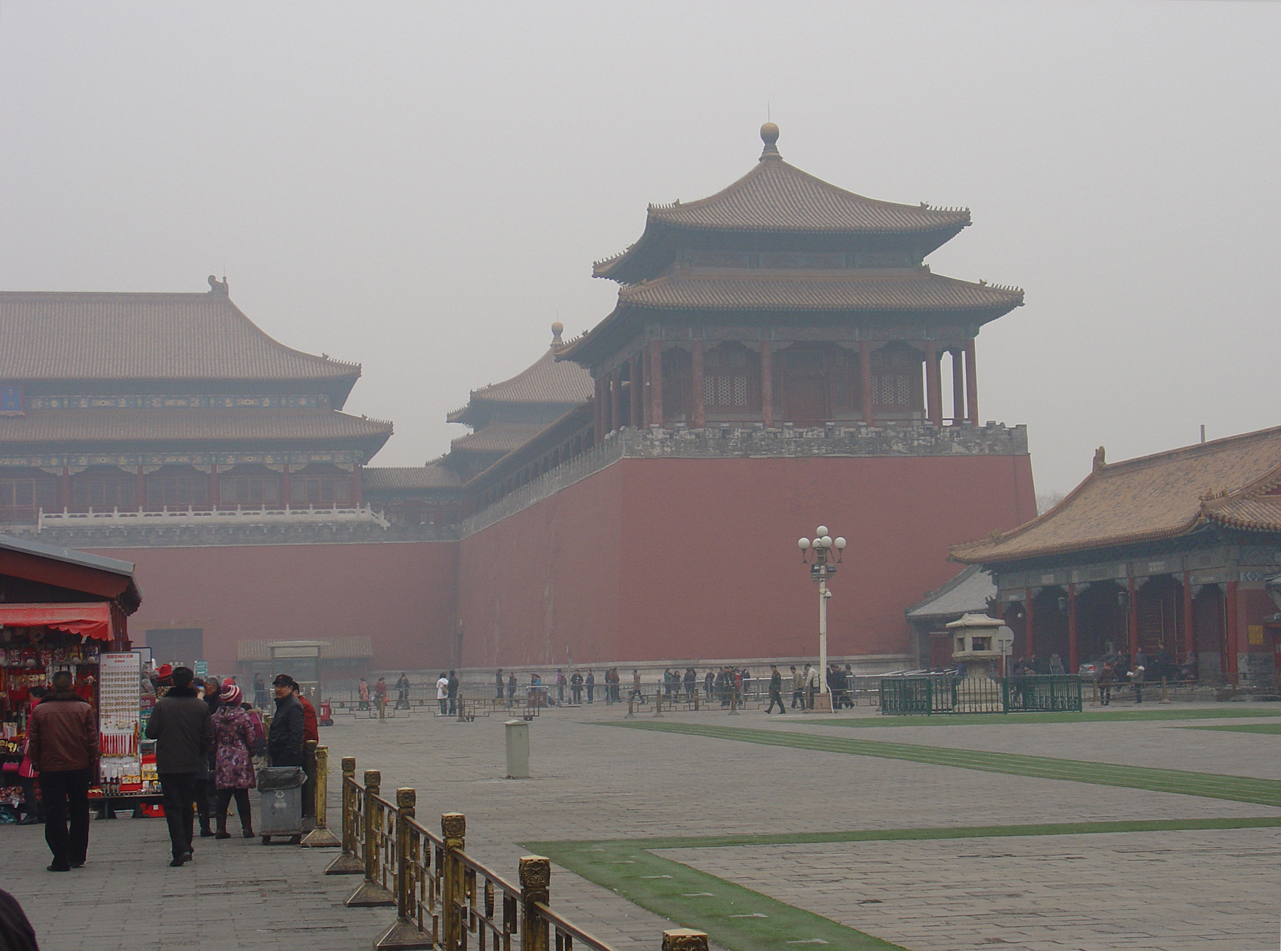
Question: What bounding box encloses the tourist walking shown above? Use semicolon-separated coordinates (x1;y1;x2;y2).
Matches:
570;670;583;704
436;672;449;715
495;668;505;700
373;676;388;712
253;672;268;707
766;665;786;714
211;683;256;839
804;663;819;709
1129;662;1146;704
197;677;222;838
585;669;595;703
1098;662;1115;705
395;673;411;709
27;670;97;872
447;670;459;715
507;671;517;701
790;666;803;708
358;677;370;711
145;666;214;867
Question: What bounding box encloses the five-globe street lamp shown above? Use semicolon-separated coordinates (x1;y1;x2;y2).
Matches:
798;526;846;704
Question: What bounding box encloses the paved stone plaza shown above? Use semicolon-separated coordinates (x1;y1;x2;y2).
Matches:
5;699;1281;950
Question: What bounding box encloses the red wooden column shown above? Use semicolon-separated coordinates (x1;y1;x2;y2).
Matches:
641;349;651;427
281;464;293;508
951;350;965;425
135;466;145;510
209;465;219;510
964;339;979;425
629;354;642;428
760;342;774;428
859;341;873;425
59;466;70;511
924;341;942;425
1181;571;1196;659
350;464;362;507
610;369;623;432
1067;583;1079;674
1024;587;1036;657
649;339;664;428
691;340;706;429
594;376;605;436
1127;577;1140;661
1226;580;1240;682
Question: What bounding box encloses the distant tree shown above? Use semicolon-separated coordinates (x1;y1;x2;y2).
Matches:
1036;491;1065;515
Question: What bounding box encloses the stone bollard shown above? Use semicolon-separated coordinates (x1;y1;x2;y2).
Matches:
441;813;466;950
374;788;431;950
302;738;317;820
520;855;551;951
654;687;664;717
302;745;341;848
346;770;395;907
325;756;364;873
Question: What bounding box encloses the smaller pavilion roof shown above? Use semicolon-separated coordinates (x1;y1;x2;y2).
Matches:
905;565;997;622
361;462;462;492
450;423;548;456
447;324;593;425
952;426;1281;565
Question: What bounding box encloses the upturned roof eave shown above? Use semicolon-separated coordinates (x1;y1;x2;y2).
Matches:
950;515;1209;568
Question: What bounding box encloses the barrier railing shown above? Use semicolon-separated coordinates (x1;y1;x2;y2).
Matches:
879;674;1084;715
333;757;708;951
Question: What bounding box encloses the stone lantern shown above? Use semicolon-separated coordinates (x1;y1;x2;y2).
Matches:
947;613;1006;713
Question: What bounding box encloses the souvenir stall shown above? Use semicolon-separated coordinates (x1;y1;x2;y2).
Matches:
0;535;142;821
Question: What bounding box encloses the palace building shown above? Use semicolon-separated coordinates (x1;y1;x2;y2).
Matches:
953;428;1281;687
0;125;1039;677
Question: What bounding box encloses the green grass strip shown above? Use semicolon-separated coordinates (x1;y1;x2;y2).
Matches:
1182;722;1281;735
807;706;1281;728
526;836;908;951
526;817;1281;951
602;721;1281;807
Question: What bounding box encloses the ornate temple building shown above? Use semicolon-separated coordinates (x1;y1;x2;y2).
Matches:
953;428;1281;686
0;125;1042;677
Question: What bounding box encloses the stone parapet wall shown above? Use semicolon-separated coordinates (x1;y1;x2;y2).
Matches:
464;421;1027;538
12;519;458;548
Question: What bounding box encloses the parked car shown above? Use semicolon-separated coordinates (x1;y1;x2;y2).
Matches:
1077;656;1109;681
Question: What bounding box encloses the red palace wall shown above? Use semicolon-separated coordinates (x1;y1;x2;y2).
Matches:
456;454;1037;668
82;541;458;675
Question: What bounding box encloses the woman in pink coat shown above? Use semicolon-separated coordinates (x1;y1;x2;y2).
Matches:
212;683;257;838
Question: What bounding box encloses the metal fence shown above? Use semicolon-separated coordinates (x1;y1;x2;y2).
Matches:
879;674;1083;715
326;756;710;951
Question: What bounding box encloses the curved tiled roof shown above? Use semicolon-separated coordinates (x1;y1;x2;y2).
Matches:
647;157;969;234
0;289;361;394
449;423;547;455
0;409;393;447
446;338;593;424
361;463;462;491
615;270;1023;313
952;427;1281;565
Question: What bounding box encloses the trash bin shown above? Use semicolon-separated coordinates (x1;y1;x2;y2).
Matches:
257;766;307;844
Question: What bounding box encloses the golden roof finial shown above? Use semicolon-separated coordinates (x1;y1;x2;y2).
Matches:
551;321;564;346
760;122;781;161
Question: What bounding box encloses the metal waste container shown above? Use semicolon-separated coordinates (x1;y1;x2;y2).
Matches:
257;766;307;844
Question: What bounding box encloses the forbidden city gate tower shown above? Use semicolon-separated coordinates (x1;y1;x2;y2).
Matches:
559;123;1024;433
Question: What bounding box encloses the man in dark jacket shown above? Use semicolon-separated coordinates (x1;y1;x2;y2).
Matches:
145;666;214;867
27;670;98;872
268;674;306;767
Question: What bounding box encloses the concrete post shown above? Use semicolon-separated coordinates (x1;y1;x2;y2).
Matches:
505;720;530;779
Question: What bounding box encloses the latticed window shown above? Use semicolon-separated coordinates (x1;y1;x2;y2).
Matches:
870;347;917;408
292;476;350;505
704;346;750;408
71;476;134;509
146;475;209;508
220;476;280;506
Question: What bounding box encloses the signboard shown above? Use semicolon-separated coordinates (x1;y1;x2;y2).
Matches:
99;652;142;787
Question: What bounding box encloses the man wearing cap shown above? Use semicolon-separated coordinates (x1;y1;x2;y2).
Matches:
27;670;98;872
145;666;214;867
268;675;305;768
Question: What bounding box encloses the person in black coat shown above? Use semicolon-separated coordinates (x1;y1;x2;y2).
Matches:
145;667;214;867
267;674;305;768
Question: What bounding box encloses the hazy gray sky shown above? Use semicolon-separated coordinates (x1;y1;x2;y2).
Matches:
2;1;1277;496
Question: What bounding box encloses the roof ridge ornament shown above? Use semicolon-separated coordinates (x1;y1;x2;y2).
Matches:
759;122;781;161
207;275;229;297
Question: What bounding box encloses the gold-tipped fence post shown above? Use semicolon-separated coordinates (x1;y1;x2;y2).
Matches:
519;855;551;951
302;745;341;848
346;769;395;907
662;929;710;951
325;756;364;873
374;788;431;950
441;812;466;951
302;738;318;821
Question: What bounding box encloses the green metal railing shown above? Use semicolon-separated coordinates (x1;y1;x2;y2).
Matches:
880;674;1082;715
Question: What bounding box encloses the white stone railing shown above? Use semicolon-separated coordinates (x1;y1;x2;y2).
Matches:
38;503;391;530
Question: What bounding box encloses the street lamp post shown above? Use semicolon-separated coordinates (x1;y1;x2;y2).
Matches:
798;526;846;711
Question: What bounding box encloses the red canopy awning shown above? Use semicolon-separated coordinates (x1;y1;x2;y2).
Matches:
0;602;113;642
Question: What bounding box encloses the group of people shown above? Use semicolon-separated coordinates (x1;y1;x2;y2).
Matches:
24;665;315;873
357;673;413;711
